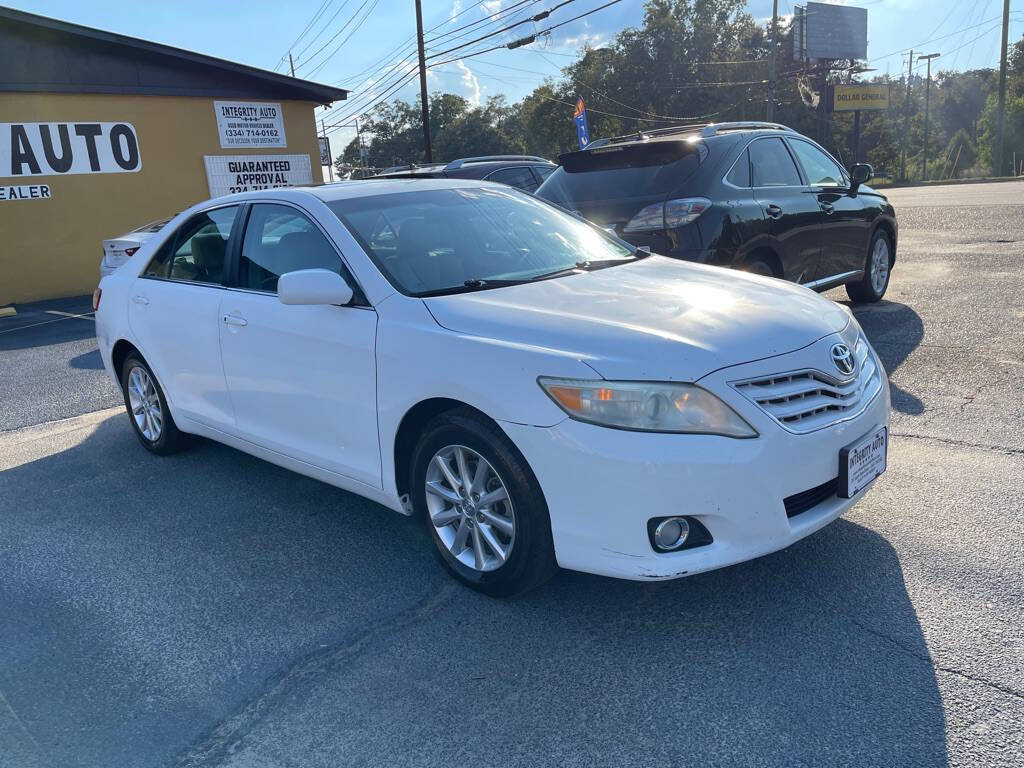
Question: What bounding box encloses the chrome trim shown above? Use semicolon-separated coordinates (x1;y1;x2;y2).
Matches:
801;270;862;291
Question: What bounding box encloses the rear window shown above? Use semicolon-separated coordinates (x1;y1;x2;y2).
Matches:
537;140;706;206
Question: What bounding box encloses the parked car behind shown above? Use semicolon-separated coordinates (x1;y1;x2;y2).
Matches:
101;217;172;278
95;179;889;596
536;122;898;303
374;155;557;193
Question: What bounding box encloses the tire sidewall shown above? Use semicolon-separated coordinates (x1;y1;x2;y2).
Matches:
865;230;892;299
410;413;553;596
120;354;174;453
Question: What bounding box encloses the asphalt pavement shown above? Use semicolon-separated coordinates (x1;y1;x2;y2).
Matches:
1;180;1022;768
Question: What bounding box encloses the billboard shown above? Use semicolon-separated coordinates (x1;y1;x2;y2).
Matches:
833;84;890;111
804;2;867;60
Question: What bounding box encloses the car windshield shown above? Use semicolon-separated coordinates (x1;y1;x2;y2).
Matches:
327;186;636;296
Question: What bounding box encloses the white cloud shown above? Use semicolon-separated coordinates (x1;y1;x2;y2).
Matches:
456;59;482;105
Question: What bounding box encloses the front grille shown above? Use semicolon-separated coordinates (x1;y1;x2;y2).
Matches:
731;338;881;434
784;477;839;517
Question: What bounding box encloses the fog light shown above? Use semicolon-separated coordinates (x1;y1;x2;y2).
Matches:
653;517;689;551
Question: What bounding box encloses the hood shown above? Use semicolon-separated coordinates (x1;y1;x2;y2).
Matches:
423;256;850;381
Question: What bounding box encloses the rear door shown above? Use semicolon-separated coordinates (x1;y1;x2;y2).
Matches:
749;136;823;283
128;205;239;428
217;201;381;487
786;137;869;281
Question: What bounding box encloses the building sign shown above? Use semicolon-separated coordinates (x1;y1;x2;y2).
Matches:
318;136;332;166
573;97;590;149
833;84;891;112
204;154;312;197
1;122;141;178
214;101;287;148
0;184;51;201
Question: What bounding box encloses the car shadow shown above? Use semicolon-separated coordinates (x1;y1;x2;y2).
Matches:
836;297;925;416
0;413;947;767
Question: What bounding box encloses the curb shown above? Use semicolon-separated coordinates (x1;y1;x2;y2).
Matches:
878;176;1024;190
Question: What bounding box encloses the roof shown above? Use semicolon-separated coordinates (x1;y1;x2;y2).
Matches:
0;5;347;104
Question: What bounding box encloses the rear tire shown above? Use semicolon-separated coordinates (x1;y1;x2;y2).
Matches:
846;230;892;303
410;409;557;597
120;353;189;455
738;258;775;277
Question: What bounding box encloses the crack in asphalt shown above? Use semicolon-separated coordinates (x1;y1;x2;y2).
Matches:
821;601;1024;704
170;583;456;768
891;432;1024;456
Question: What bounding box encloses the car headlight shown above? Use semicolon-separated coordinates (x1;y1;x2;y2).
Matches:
538;378;757;437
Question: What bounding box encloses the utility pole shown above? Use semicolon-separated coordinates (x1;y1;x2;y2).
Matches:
414;0;433;163
767;0;778;121
996;0;1011;176
918;53;940;180
900;49;912;181
289;52;296;77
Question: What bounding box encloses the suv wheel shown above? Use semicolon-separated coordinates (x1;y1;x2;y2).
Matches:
410;409;557;597
846;230;892;303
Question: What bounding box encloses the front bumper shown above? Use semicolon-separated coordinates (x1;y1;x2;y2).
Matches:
501;330;891;581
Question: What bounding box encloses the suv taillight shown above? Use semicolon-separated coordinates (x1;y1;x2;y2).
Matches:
623;197;711;233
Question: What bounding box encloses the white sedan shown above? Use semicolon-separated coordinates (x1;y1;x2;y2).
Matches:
94;179;890;596
100;217;172;278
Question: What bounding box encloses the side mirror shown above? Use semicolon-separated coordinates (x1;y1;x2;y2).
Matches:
277;269;354;306
850;163;873;189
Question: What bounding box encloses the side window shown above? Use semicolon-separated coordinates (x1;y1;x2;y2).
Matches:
749;138;802;187
239;204;341;293
788;139;848;187
142;206;238;284
726;148;751;187
535;165;555;182
486;166;539;192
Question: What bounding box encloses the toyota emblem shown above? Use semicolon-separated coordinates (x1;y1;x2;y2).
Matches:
830;343;855;376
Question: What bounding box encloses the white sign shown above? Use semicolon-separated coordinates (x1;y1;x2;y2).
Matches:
0;184;51;201
1;122;141;178
214;101;287;148
204;154;312;197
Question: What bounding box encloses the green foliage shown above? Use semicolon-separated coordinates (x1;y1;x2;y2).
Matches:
339;4;1023;179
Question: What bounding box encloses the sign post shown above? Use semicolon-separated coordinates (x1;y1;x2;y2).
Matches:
573;98;590;150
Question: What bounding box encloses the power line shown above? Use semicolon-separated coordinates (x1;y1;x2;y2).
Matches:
425;0;540;44
426;0;579;61
304;0;384;78
294;0;356;61
294;0;372;73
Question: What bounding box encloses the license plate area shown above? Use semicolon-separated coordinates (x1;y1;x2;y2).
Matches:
838;426;887;498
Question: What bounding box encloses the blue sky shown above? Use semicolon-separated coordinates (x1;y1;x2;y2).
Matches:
8;0;1022;154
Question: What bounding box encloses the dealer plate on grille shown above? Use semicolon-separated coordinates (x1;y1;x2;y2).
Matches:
839;427;887;498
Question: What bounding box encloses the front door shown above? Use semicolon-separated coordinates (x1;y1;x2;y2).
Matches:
128;205;240;428
786;138;870;282
217;202;381;488
749;137;823;283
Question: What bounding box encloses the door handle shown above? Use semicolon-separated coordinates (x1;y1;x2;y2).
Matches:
765;204;783;219
222;314;248;327
132;295;149;305
820;202;835;214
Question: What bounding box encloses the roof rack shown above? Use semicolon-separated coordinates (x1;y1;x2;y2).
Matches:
583;123;708;150
699;122;793;137
444;155;551;170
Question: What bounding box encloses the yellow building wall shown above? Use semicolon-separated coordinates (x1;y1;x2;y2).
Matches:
0;92;325;304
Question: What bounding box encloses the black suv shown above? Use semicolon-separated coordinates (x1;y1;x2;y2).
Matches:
375;155;557;193
536;122;897;302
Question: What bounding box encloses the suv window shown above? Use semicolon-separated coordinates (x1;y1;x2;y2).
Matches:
486;166;540;192
239;204;342;293
726;148;751;187
143;206;238;284
535;165;555;182
750;138;802;187
788;139;848;187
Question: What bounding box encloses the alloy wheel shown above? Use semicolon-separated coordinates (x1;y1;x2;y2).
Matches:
870;238;890;294
425;444;516;572
127;366;163;442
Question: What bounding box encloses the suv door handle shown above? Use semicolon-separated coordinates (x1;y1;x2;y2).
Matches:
765;204;783;219
132;295;149;305
820;202;835;214
222;314;248;327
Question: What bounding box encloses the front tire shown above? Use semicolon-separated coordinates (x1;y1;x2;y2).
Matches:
410;409;557;597
846;230;892;303
120;353;188;455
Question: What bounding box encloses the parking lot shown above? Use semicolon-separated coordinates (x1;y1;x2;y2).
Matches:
1;180;1022;767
